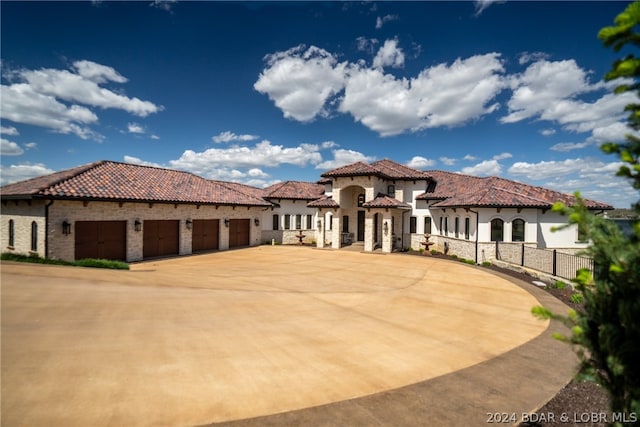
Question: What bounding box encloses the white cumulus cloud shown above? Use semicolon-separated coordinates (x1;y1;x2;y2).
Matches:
461;159;503;176
1;138;24;156
339;53;505;136
0;162;55;185
0;126;19;136
406;156;436;169
372;39;405;69
315;148;375;170
375;14;399;29
169;139;322;174
127;123;145;134
501;59;638;146
212;131;260;143
1;60;162;141
254;45;347;122
256;44;505;136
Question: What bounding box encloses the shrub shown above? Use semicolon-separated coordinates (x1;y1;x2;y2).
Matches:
1;253;129;270
570;292;584;304
554;280;567;289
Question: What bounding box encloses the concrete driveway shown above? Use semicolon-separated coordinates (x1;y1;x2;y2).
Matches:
1;246;576;426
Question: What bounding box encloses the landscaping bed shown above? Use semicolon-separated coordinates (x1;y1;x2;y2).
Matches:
403;250;611;426
484;263;610;427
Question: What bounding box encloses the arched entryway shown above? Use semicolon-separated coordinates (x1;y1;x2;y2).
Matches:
340;185;366;244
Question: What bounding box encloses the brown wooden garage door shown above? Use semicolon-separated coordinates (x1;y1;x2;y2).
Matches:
143;220;179;258
75;221;127;261
192;219;219;252
229;219;250;248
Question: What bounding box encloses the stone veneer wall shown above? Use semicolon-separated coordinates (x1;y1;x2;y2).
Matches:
281;229;317;245
46;200;264;262
1;199;48;258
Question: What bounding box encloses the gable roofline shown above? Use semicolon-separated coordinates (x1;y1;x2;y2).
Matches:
321;158;432;181
263;180;325;200
0;160;272;207
0;160;106;198
417;170;613;210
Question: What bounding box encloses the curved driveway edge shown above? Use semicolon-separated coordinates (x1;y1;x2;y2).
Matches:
205;270;578;427
1;248;577;427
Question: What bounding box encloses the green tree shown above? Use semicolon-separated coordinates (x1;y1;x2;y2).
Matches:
599;1;640;200
533;2;640;425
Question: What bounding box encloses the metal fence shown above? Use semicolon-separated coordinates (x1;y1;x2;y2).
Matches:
495;242;594;281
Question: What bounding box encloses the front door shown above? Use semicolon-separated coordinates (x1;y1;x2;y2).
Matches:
357;210;365;241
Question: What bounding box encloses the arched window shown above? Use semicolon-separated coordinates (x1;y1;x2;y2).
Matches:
454;217;459;238
8;219;15;247
512;219;525;242
490;218;504;242
424;217;432;235
464;218;470;240
31;221;38;251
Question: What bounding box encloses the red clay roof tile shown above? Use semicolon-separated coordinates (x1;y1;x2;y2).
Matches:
264;181;325;200
306;195;339;208
321;159;431;180
362;193;412;209
1;161;272;206
418;170;612;210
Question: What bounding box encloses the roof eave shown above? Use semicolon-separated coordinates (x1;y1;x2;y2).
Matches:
26;195;272;207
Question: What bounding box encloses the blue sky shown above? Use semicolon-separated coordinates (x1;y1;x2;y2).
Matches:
1;1;638;207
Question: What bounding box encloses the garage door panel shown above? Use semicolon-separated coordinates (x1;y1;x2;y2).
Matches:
75;221;126;261
229;219;250;248
143;220;179;258
100;221;127;260
193;219;219;252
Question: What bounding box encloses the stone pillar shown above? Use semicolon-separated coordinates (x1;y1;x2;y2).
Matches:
364;211;374;252
316;214;325;249
332;213;342;249
180;219;192;256
382;213;393;254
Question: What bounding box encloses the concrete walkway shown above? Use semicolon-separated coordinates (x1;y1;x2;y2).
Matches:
1;246;577;427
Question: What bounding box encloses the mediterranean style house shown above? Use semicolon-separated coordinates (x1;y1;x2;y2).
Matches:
0;159;612;263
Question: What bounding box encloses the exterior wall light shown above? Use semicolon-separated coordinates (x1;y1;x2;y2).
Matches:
317;220;322;230
134;219;142;232
254;218;260;226
383;221;389;236
224;218;230;227
62;220;72;235
186;219;193;230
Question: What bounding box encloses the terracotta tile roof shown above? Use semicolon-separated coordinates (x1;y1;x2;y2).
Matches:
211;180;267;200
307;195;339;208
369;159;432;180
264;181;325;200
0;161;103;197
321;161;380;177
417;170;612;210
321;159;432;180
362;193;412;209
1;161;272;206
415;170;484;200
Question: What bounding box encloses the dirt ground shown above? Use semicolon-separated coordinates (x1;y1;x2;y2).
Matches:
1;246;576;427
